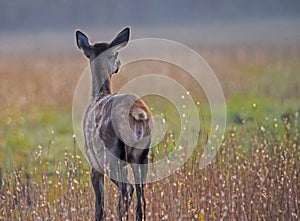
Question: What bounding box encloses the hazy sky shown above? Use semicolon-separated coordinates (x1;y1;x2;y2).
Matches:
1;0;299;31
0;0;299;52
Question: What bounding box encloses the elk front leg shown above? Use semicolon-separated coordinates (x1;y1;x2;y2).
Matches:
91;168;105;221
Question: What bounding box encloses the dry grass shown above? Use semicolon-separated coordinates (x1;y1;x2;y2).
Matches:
0;53;84;111
0;117;299;220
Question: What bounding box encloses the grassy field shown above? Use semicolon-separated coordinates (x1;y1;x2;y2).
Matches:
0;43;299;220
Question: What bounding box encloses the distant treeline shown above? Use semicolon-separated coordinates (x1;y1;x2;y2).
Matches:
1;0;300;31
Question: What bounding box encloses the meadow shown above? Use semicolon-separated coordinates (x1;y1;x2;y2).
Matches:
0;42;299;220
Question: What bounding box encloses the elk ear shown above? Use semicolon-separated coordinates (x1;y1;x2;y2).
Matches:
110;27;130;50
76;29;91;58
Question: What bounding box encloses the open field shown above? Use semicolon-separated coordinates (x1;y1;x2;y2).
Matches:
0;42;299;220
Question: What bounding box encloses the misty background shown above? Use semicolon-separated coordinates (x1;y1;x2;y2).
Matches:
0;0;300;52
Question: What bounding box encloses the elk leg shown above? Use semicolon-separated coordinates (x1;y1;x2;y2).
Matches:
132;160;148;221
91;168;105;221
117;182;134;221
111;166;134;221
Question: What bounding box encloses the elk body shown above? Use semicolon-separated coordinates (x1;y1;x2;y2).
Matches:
75;27;152;221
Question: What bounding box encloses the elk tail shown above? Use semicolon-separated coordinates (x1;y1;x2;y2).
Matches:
130;100;151;141
131;108;148;121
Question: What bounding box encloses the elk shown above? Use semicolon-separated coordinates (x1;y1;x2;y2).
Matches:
75;27;152;221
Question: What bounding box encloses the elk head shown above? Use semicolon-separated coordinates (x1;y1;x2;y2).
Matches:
75;27;130;96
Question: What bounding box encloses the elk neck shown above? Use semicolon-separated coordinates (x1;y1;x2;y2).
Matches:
89;58;112;98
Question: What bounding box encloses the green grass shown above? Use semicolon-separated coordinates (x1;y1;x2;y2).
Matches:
0;107;74;171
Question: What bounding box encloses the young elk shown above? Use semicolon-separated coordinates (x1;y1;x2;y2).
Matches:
75;27;152;221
